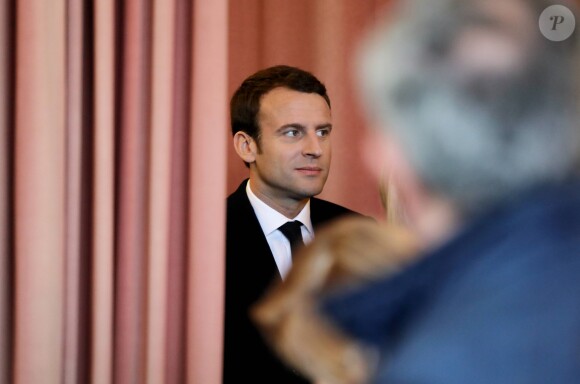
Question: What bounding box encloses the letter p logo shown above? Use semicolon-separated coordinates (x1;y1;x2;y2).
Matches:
540;5;576;41
550;15;565;30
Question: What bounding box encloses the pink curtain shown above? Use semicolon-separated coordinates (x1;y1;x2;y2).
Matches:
2;0;227;383
227;0;392;220
2;1;396;383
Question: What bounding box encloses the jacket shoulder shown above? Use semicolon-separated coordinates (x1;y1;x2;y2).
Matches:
227;180;250;213
310;197;361;227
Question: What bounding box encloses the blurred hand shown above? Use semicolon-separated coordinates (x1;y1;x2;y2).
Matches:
252;216;420;384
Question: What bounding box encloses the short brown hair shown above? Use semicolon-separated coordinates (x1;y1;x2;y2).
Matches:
230;65;331;142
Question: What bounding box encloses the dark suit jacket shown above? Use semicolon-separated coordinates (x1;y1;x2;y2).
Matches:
223;179;357;383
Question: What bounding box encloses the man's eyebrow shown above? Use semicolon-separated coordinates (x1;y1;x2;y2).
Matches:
278;123;306;131
277;123;333;132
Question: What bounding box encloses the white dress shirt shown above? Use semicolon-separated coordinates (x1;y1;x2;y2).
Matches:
246;181;314;279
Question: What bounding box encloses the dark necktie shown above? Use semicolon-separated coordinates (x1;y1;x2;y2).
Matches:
278;220;305;255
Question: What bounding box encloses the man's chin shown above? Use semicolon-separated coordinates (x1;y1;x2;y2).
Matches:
292;185;325;199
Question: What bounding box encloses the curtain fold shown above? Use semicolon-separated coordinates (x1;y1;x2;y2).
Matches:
0;1;13;383
114;0;152;382
187;1;228;383
90;0;118;384
146;0;176;381
187;1;229;383
4;0;227;383
14;0;66;382
64;0;92;382
164;0;193;381
91;0;116;382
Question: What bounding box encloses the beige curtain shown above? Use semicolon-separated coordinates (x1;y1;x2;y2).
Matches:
1;0;227;383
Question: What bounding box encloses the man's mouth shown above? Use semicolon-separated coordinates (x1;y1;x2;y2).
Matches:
296;166;323;176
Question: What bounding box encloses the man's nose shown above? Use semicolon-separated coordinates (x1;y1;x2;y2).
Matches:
303;132;323;157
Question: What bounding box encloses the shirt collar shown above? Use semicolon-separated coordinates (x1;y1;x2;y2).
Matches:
246;180;314;236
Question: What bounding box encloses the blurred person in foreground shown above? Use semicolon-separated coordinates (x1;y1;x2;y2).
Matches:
254;0;580;383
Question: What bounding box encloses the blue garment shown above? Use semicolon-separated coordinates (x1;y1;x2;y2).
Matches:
322;182;580;384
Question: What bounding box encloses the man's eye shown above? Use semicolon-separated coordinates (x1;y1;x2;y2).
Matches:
316;129;330;137
285;130;300;137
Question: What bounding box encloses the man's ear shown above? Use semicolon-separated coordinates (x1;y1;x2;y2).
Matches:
233;131;258;164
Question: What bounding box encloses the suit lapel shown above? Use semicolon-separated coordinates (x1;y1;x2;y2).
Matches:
227;180;281;303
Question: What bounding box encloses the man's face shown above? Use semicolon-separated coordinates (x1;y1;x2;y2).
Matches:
249;87;332;204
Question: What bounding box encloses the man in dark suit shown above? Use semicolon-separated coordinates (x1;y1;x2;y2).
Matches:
223;65;358;383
